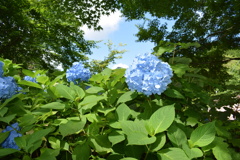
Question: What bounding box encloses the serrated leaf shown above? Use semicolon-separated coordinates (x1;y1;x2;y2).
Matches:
189;122;216;147
148;104;175;135
158;148;190;160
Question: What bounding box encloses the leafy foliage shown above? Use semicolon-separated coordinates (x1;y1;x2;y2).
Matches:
0;57;239;159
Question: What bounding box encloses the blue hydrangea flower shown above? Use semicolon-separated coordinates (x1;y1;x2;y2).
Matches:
1;123;22;150
125;53;173;96
0;61;4;77
24;76;37;83
66;62;91;84
0;76;19;100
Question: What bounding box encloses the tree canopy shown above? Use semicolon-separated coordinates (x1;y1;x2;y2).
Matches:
119;0;240;82
0;0;119;70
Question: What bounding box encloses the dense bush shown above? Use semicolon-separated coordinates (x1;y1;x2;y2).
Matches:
0;54;239;160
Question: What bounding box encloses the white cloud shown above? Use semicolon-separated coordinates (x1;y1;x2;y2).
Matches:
111;63;129;69
82;10;123;40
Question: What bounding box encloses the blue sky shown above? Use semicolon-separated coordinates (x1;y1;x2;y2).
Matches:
82;11;174;69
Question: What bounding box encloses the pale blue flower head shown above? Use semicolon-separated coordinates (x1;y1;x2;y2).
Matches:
1;123;22;150
66;62;91;84
24;76;37;83
0;61;4;77
0;76;19;100
125;53;173;96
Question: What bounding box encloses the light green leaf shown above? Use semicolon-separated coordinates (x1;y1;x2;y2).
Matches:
89;135;112;153
108;130;125;145
117;91;137;105
18;80;42;89
22;69;35;77
158;148;190;160
40;102;65;110
149;133;166;152
167;123;187;147
212;137;232;160
171;64;190;77
86;86;104;94
116;103;131;121
182;143;203;159
48;137;61;149
55;84;76;100
164;89;185;99
71;85;85;99
120;158;138;160
59;120;86;137
148;104;175;135
121;120;156;145
189;122;216;147
36;75;49;84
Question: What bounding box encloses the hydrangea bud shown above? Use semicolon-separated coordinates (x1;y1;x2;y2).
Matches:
125;53;173;96
1;123;22;150
66;62;91;84
0;76;19;100
24;76;37;83
0;61;4;77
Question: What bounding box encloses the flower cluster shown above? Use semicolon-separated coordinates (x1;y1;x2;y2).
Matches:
1;123;22;150
0;61;20;100
24;76;37;83
66;62;91;84
125;53;173;96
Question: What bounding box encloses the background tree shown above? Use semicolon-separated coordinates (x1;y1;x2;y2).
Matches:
119;0;240;82
0;0;120;70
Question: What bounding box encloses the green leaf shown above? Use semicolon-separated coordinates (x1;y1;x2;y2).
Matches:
182;143;203;159
189;122;216;147
59;120;86;137
18;80;42;89
22;69;35;77
0;148;19;157
0;132;10;144
158;148;190;160
0;114;16;123
72;143;91;160
108;130;125;145
55;84;76;100
149;133;166;152
120;158;138;160
89;135;112;153
36;148;60;160
36;75;49;84
171;64;190;77
86;86;104;94
121;120;156;145
71;85;85;99
116;103;131;121
212;137;232;160
117;91;137;105
19;114;37;126
40;102;65;110
167;123;187;147
148;104;175;135
48;137;61;149
164;89;185;99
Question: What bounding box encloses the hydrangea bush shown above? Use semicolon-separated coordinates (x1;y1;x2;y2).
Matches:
66;62;91;84
23;76;37;83
125;53;173;96
0;57;239;160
